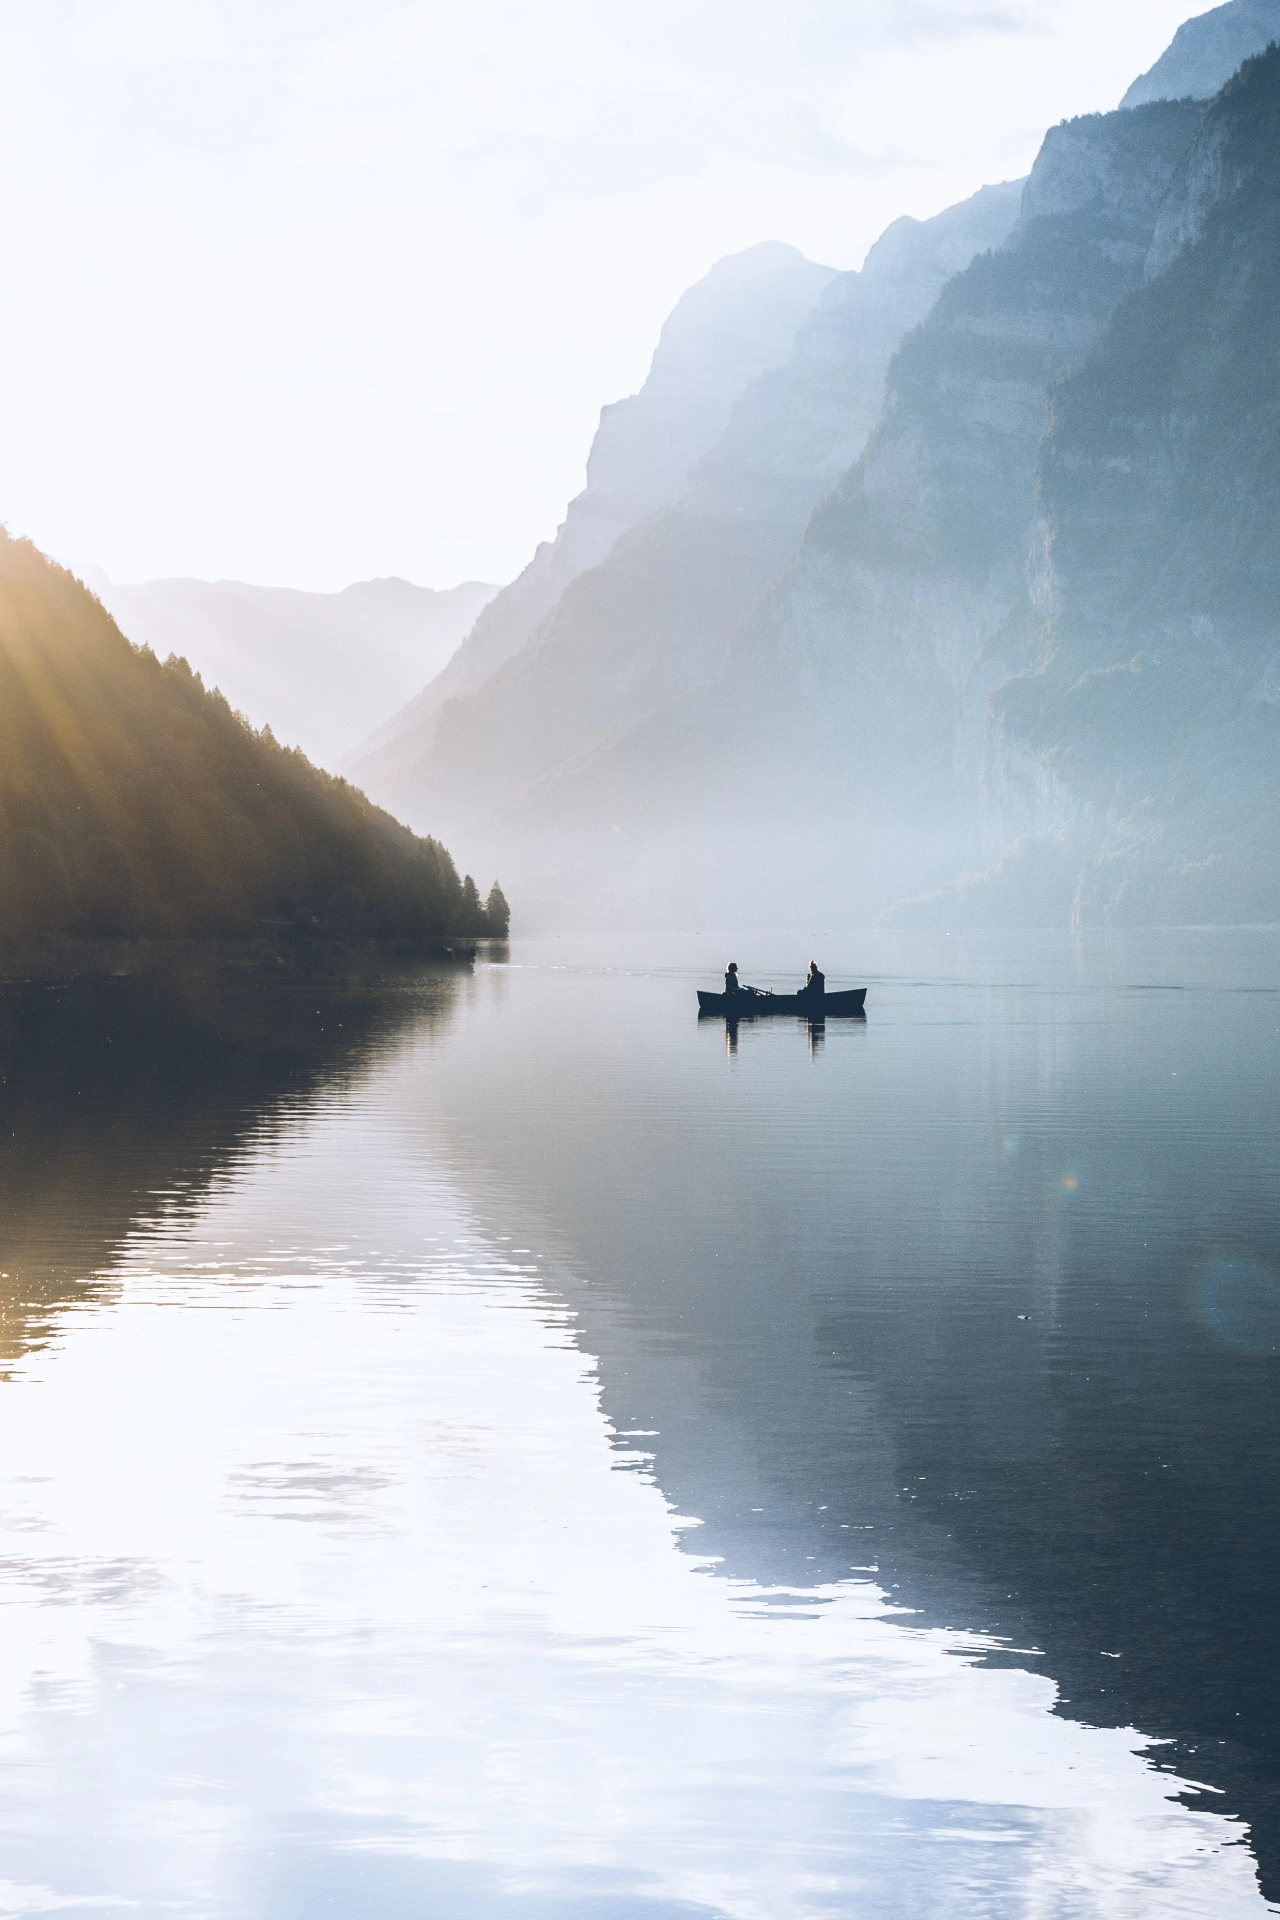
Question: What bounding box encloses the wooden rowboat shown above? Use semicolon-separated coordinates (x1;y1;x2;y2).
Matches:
697;987;867;1017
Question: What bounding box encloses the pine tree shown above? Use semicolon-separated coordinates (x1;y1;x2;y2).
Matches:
459;874;484;932
483;881;510;937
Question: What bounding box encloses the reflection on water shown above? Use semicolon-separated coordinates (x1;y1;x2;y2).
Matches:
712;1010;859;1057
0;964;460;1372
0;936;1278;1915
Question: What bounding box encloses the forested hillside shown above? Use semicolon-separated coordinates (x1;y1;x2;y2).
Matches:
0;532;506;972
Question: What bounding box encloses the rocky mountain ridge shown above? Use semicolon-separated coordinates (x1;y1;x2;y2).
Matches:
437;94;1206;926
87;570;498;772
352;182;1025;876
928;42;1280;927
349;243;835;774
348;0;1280;929
1121;0;1280;106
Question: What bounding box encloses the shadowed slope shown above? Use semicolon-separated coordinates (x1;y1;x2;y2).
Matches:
953;44;1280;927
0;532;504;975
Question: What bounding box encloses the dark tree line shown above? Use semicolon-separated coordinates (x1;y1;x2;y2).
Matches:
0;532;509;960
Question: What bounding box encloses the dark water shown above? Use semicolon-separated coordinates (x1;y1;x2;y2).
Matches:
2;933;1279;1916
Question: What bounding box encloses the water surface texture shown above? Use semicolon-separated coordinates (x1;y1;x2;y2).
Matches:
1;934;1279;1917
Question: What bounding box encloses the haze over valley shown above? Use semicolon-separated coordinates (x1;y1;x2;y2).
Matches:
83;569;498;770
10;10;1280;1916
336;0;1280;931
3;0;1269;943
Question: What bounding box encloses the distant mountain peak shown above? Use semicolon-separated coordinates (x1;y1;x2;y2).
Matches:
348;241;836;778
1122;0;1280;107
86;573;500;770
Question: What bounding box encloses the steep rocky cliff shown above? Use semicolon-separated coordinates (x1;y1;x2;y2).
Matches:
943;45;1280;926
353;184;1023;887
493;97;1205;925
1121;0;1280;106
370;3;1280;931
349;243;834;778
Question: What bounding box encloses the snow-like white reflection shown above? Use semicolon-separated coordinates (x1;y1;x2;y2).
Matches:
0;1044;1268;1919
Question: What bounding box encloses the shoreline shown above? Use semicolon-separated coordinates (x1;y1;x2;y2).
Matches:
0;932;510;990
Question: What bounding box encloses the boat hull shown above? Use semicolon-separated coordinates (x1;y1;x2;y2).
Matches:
697;987;866;1017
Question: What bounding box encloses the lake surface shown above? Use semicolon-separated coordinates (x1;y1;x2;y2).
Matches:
2;932;1280;1917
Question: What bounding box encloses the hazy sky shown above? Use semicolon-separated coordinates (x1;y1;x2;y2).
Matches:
0;0;1199;591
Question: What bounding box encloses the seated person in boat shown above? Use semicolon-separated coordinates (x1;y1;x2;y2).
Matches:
724;961;746;997
802;960;825;998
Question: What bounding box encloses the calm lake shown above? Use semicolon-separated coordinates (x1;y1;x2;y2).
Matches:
2;931;1280;1917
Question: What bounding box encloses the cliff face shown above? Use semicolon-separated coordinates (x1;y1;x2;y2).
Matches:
712;99;1206;916
349;243;835;777
1121;0;1280;107
497;98;1203;927
352;184;1023;880
967;46;1280;927
370;10;1280;932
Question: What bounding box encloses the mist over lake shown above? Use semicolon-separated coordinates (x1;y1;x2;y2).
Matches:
4;2;1280;1913
3;934;1280;1915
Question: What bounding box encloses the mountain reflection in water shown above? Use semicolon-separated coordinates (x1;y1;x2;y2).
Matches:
0;965;459;1370
0;935;1276;1917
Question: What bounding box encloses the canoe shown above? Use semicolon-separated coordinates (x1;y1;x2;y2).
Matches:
697;987;866;1017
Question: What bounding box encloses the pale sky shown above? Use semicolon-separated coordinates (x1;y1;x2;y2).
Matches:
0;0;1200;592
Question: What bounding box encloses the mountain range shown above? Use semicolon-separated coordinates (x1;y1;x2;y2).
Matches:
345;242;837;772
25;0;1280;938
82;570;498;771
951;37;1280;928
346;0;1280;931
